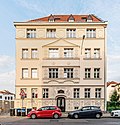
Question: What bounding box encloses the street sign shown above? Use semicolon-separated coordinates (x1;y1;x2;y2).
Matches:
19;89;26;99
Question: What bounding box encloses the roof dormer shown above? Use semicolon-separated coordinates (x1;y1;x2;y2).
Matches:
87;15;93;22
48;14;54;22
68;14;75;22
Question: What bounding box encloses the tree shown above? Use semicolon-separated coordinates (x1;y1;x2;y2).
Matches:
110;90;119;102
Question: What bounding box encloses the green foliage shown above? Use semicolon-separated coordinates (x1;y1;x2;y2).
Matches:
110;90;119;102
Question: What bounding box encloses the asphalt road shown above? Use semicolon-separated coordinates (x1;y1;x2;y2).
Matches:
0;117;120;125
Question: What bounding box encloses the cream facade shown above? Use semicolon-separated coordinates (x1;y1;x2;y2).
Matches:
14;14;108;111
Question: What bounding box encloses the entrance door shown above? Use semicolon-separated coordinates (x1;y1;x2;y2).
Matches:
57;97;65;112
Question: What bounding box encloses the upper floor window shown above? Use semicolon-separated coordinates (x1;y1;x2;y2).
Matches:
64;68;73;78
94;48;100;58
85;48;91;58
66;29;76;38
31;88;38;98
31;68;38;78
86;29;96;38
47;29;56;38
31;49;38;59
64;48;73;58
5;96;7;100
94;68;100;78
22;68;28;78
74;88;80;98
49;48;59;58
49;68;58;78
20;88;27;98
0;96;2;99
85;68;91;78
27;29;36;38
11;97;13;100
95;88;101;98
43;88;49;98
22;49;28;59
85;88;91;98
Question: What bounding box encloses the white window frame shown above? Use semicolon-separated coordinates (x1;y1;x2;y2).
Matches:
22;68;28;78
94;48;100;58
46;29;56;38
85;48;91;58
31;68;38;78
22;49;28;59
85;68;91;78
64;48;73;58
85;88;91;98
74;88;80;98
86;29;96;38
49;68;58;78
49;48;59;58
94;68;100;78
42;88;49;98
66;29;76;38
31;49;38;59
95;88;101;98
64;68;73;78
31;88;38;98
27;29;36;38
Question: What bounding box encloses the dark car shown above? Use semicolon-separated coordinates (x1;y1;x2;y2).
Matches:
68;106;102;119
27;106;62;119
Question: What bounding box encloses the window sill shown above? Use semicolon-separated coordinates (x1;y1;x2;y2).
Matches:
43;58;80;60
21;78;39;80
21;58;39;60
83;58;102;60
83;78;102;80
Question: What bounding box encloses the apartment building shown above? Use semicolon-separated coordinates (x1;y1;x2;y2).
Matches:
0;90;14;113
14;14;108;111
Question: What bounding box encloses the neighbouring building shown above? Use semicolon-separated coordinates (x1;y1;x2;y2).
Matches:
14;14;108;111
107;81;120;101
0;90;14;113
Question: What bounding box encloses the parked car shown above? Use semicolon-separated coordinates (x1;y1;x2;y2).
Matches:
68;106;102;119
27;106;62;119
111;110;120;117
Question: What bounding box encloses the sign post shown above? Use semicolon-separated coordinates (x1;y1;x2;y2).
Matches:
19;89;26;116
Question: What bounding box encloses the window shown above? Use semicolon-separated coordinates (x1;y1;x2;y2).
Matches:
27;29;36;38
49;48;59;58
8;97;10;100
85;49;91;58
94;68;100;78
31;68;38;78
74;107;79;110
5;96;7;100
66;29;76;38
49;106;56;110
49;68;58;78
85;68;91;78
94;48;100;58
11;97;13;100
86;29;96;38
85;88;91;98
22;68;28;78
31;88;38;98
58;90;64;94
82;106;91;111
43;88;49;98
31;49;38;59
0;96;2;99
64;68;73;78
64;48;73;58
22;49;28;59
20;88;27;98
95;88;101;98
74;88;80;98
47;29;56;38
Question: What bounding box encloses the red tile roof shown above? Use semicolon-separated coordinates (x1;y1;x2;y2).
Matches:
0;90;14;95
107;81;119;87
27;14;103;23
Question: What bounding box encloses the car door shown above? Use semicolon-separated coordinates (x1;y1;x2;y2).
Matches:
37;107;49;118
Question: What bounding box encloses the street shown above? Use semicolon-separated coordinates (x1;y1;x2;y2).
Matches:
0;117;120;125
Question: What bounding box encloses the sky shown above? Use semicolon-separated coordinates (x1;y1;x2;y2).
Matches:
0;0;120;92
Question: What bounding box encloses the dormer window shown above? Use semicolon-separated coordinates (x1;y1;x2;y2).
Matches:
68;14;75;22
87;15;93;22
48;14;54;22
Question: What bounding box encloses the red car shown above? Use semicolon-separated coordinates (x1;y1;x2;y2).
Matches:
27;106;62;119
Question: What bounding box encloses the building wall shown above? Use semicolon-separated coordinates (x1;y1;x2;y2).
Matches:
15;22;107;111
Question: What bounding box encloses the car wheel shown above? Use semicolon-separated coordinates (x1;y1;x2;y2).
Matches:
31;114;37;119
95;113;101;119
53;113;59;119
74;114;79;119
